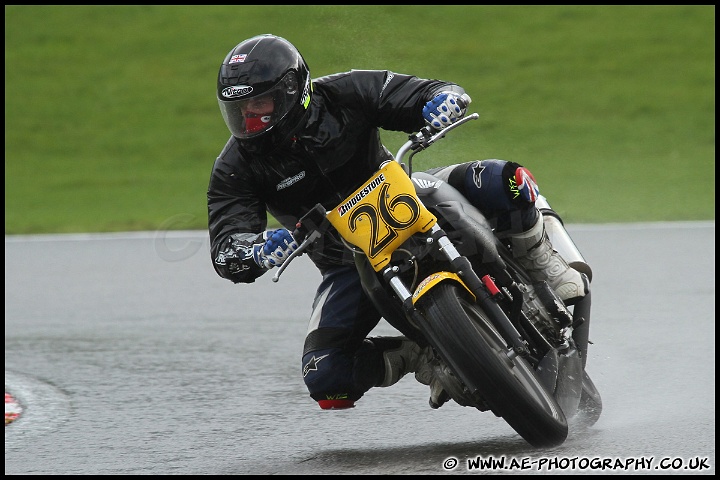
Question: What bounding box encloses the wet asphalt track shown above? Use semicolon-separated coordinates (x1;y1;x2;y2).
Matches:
4;221;716;475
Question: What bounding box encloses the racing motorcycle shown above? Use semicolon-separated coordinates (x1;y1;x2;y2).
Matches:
273;114;602;448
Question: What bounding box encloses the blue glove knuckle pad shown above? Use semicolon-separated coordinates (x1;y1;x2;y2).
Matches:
423;92;467;131
253;228;297;269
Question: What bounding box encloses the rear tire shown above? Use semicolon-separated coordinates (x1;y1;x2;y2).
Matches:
418;282;568;448
574;370;602;427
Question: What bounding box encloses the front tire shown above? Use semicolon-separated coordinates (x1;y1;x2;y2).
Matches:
418;282;568;448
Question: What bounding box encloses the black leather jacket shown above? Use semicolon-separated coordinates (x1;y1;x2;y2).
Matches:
208;69;466;283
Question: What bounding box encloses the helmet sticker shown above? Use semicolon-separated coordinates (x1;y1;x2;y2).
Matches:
221;85;253;98
300;76;311;109
229;54;247;64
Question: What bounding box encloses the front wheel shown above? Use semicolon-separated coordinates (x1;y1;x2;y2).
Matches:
417;282;568;448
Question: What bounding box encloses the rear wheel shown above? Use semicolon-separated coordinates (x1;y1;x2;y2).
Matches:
418;282;568;448
574;371;602;427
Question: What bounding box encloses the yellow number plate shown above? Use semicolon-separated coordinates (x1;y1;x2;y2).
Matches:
326;161;436;271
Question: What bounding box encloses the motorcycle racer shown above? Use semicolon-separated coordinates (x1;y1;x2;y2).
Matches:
208;34;588;409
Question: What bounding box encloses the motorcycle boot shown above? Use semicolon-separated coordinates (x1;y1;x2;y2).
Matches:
506;214;589;306
428;376;451;409
375;336;434;388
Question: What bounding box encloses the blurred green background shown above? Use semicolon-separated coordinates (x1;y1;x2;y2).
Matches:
4;5;715;234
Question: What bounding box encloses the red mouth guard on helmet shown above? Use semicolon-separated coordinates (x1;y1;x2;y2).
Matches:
245;114;271;133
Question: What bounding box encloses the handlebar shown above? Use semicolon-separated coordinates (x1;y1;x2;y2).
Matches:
395;113;479;166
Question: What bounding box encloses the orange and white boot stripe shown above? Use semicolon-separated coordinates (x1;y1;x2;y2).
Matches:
5;392;23;425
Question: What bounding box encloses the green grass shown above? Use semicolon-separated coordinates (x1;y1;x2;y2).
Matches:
4;5;715;234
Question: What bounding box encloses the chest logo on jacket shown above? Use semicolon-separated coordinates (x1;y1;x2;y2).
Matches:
276;170;306;191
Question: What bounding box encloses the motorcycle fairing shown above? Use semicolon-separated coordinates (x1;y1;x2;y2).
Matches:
411;172;507;272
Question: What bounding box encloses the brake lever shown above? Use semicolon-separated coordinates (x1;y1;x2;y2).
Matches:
271;230;322;282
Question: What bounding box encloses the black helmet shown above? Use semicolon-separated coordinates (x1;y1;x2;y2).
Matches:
217;34;312;154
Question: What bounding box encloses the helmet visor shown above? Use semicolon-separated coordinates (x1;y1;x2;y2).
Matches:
218;72;300;140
